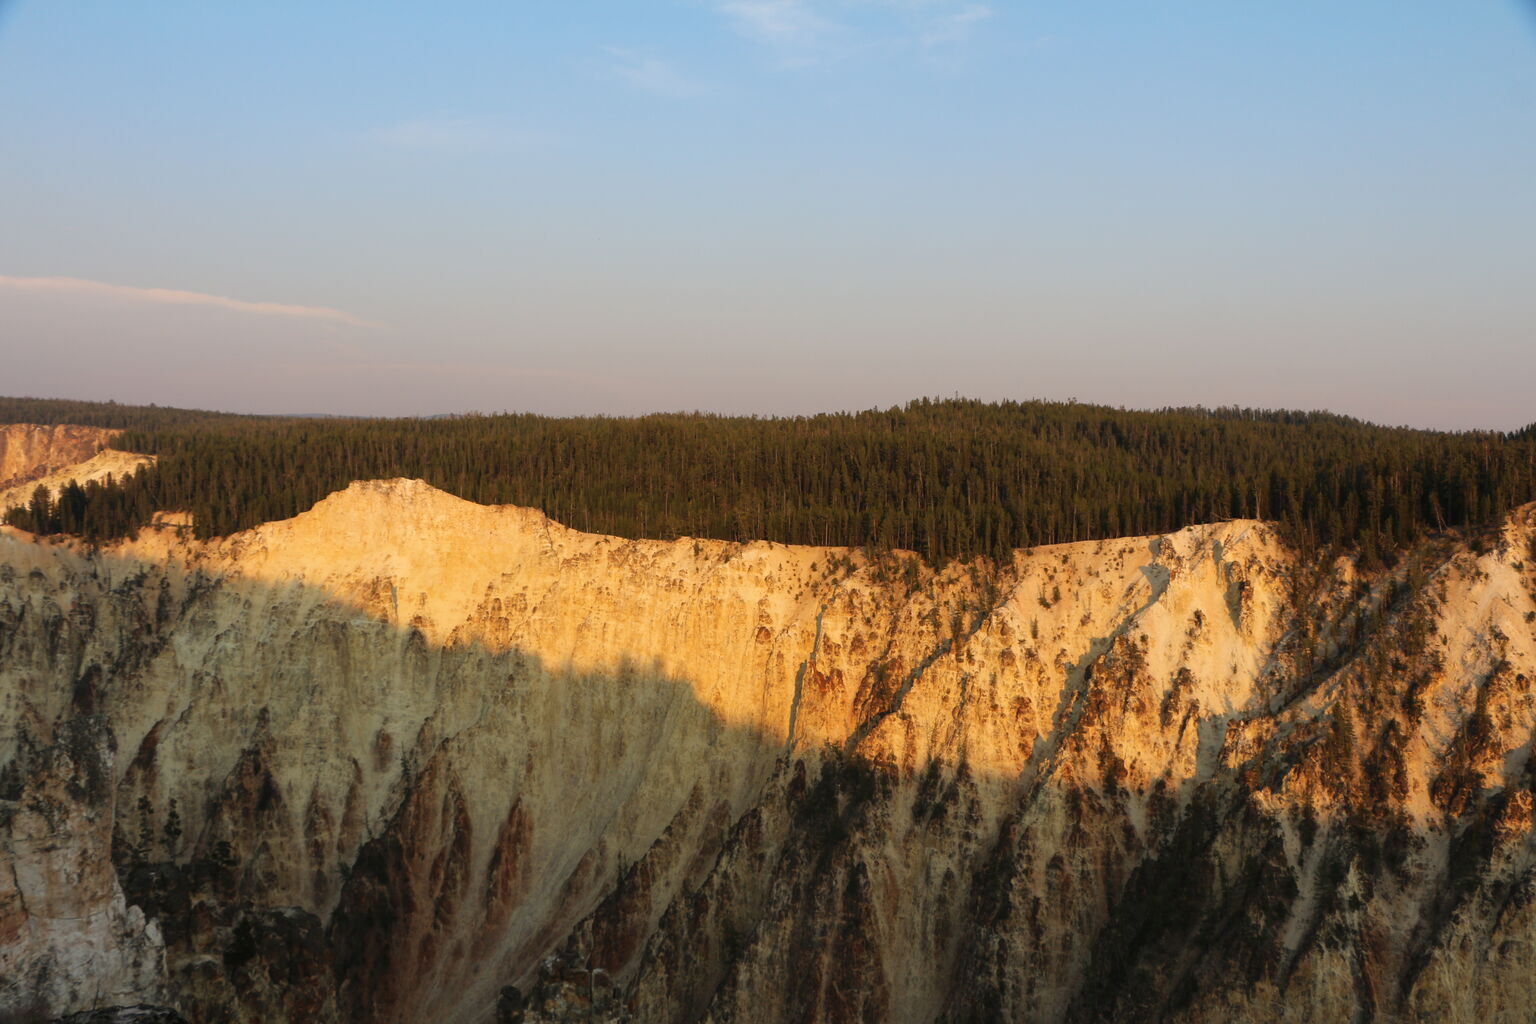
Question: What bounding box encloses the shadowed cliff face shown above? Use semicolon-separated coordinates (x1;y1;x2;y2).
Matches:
1;478;1534;1023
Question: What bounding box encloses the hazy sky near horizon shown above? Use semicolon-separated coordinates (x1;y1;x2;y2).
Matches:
2;2;1534;429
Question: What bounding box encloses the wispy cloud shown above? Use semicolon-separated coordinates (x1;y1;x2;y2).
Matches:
606;49;708;98
716;0;833;47
372;115;531;154
920;3;993;49
0;275;379;328
707;0;993;65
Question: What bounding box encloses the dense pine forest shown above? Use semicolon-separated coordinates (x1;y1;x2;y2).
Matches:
0;397;276;433
3;396;1536;566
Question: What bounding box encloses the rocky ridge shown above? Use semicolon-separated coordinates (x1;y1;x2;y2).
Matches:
0;476;1533;1022
0;424;154;515
0;424;121;491
0;451;158;516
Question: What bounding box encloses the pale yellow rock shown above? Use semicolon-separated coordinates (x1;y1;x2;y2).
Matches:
0;423;122;490
0;448;156;513
0;478;1532;1023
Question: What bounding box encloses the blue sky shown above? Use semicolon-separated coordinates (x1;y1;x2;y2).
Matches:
2;2;1533;427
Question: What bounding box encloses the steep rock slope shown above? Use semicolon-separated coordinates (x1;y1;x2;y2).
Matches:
0;424;122;491
0;479;1533;1022
0;449;157;515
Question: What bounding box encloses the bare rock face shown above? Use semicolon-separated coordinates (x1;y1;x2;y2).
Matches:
0;423;154;516
0;424;122;491
1;477;1534;1022
50;1007;189;1024
0;450;157;516
0;717;166;1020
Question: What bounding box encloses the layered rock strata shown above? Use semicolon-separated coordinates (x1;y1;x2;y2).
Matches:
0;478;1532;1022
0;424;121;491
0;424;153;515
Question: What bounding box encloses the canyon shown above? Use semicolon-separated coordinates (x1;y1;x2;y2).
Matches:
0;425;119;491
0;424;153;515
0;432;1534;1023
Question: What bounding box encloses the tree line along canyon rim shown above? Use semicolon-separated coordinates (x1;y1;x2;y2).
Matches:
0;400;1535;1024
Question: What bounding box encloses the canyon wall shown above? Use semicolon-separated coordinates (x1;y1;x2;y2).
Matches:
0;425;120;491
0;425;152;514
1;477;1533;1022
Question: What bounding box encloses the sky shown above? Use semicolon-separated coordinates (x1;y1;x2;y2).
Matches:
2;2;1534;428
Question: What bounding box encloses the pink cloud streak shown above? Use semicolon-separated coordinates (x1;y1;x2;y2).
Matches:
0;274;380;328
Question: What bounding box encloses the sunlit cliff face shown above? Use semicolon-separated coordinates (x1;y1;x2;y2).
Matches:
0;423;120;490
2;476;1535;1023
